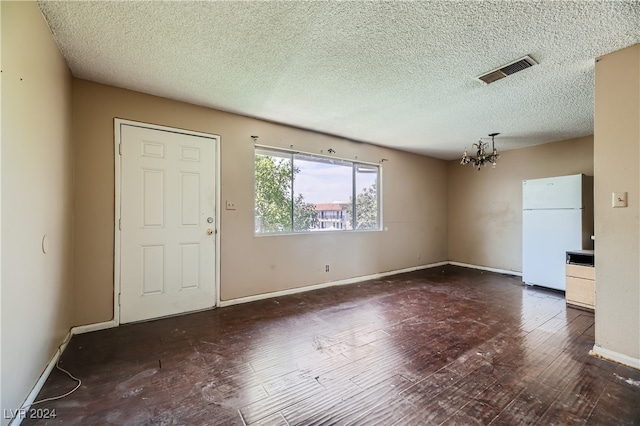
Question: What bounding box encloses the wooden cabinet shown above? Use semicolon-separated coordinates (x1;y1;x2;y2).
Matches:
565;250;595;311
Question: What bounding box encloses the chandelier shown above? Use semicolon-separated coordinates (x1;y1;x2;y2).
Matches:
460;132;500;170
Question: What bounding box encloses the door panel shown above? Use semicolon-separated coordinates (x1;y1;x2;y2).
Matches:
120;124;217;323
181;173;200;226
142;169;164;227
142;244;164;295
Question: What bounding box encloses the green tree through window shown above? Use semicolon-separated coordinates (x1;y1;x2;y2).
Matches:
254;152;318;233
347;182;379;230
254;153;292;232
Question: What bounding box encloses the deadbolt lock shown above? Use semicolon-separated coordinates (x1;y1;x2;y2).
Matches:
207;229;214;235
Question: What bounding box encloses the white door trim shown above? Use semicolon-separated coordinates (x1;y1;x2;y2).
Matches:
114;118;221;325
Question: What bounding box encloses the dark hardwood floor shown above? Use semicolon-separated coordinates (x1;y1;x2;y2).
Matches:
23;266;640;425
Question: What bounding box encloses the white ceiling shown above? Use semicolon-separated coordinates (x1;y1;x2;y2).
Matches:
38;1;640;160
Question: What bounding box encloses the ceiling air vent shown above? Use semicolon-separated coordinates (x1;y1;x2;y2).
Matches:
476;55;538;85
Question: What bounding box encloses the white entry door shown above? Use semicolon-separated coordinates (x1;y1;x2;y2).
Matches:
119;122;217;324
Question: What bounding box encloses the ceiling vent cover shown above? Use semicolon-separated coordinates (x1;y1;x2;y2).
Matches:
476;55;538;85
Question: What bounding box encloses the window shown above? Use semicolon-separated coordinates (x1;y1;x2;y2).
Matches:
254;147;381;234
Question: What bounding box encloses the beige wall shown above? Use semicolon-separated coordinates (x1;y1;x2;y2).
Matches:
593;44;640;361
72;79;448;325
447;136;594;273
1;2;74;423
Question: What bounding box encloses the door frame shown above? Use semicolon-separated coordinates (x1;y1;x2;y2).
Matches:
113;118;221;325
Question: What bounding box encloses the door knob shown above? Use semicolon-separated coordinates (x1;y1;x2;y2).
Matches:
207;229;213;235
207;217;213;223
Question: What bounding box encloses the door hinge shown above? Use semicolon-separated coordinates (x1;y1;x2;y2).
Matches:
118;293;121;306
118;143;122;155
119;218;122;230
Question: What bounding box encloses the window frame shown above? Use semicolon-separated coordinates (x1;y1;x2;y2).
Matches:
254;145;383;236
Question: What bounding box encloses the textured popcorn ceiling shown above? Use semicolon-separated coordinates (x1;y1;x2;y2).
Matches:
38;1;640;159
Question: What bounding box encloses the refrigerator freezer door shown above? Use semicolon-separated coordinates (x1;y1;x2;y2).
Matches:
523;209;583;290
523;174;583;210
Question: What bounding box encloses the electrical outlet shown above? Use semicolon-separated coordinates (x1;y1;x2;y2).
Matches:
325;265;330;272
226;200;236;210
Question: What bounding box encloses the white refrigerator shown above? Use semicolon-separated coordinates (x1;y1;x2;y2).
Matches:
522;174;593;290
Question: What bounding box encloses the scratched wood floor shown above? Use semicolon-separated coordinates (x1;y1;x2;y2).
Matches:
23;265;640;425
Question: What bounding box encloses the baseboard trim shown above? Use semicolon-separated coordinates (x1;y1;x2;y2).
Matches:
590;345;640;370
219;261;449;308
10;331;73;426
10;321;118;425
71;320;118;335
448;261;523;277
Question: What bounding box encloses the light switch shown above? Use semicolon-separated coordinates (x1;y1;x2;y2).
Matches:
612;192;627;208
226;200;236;210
